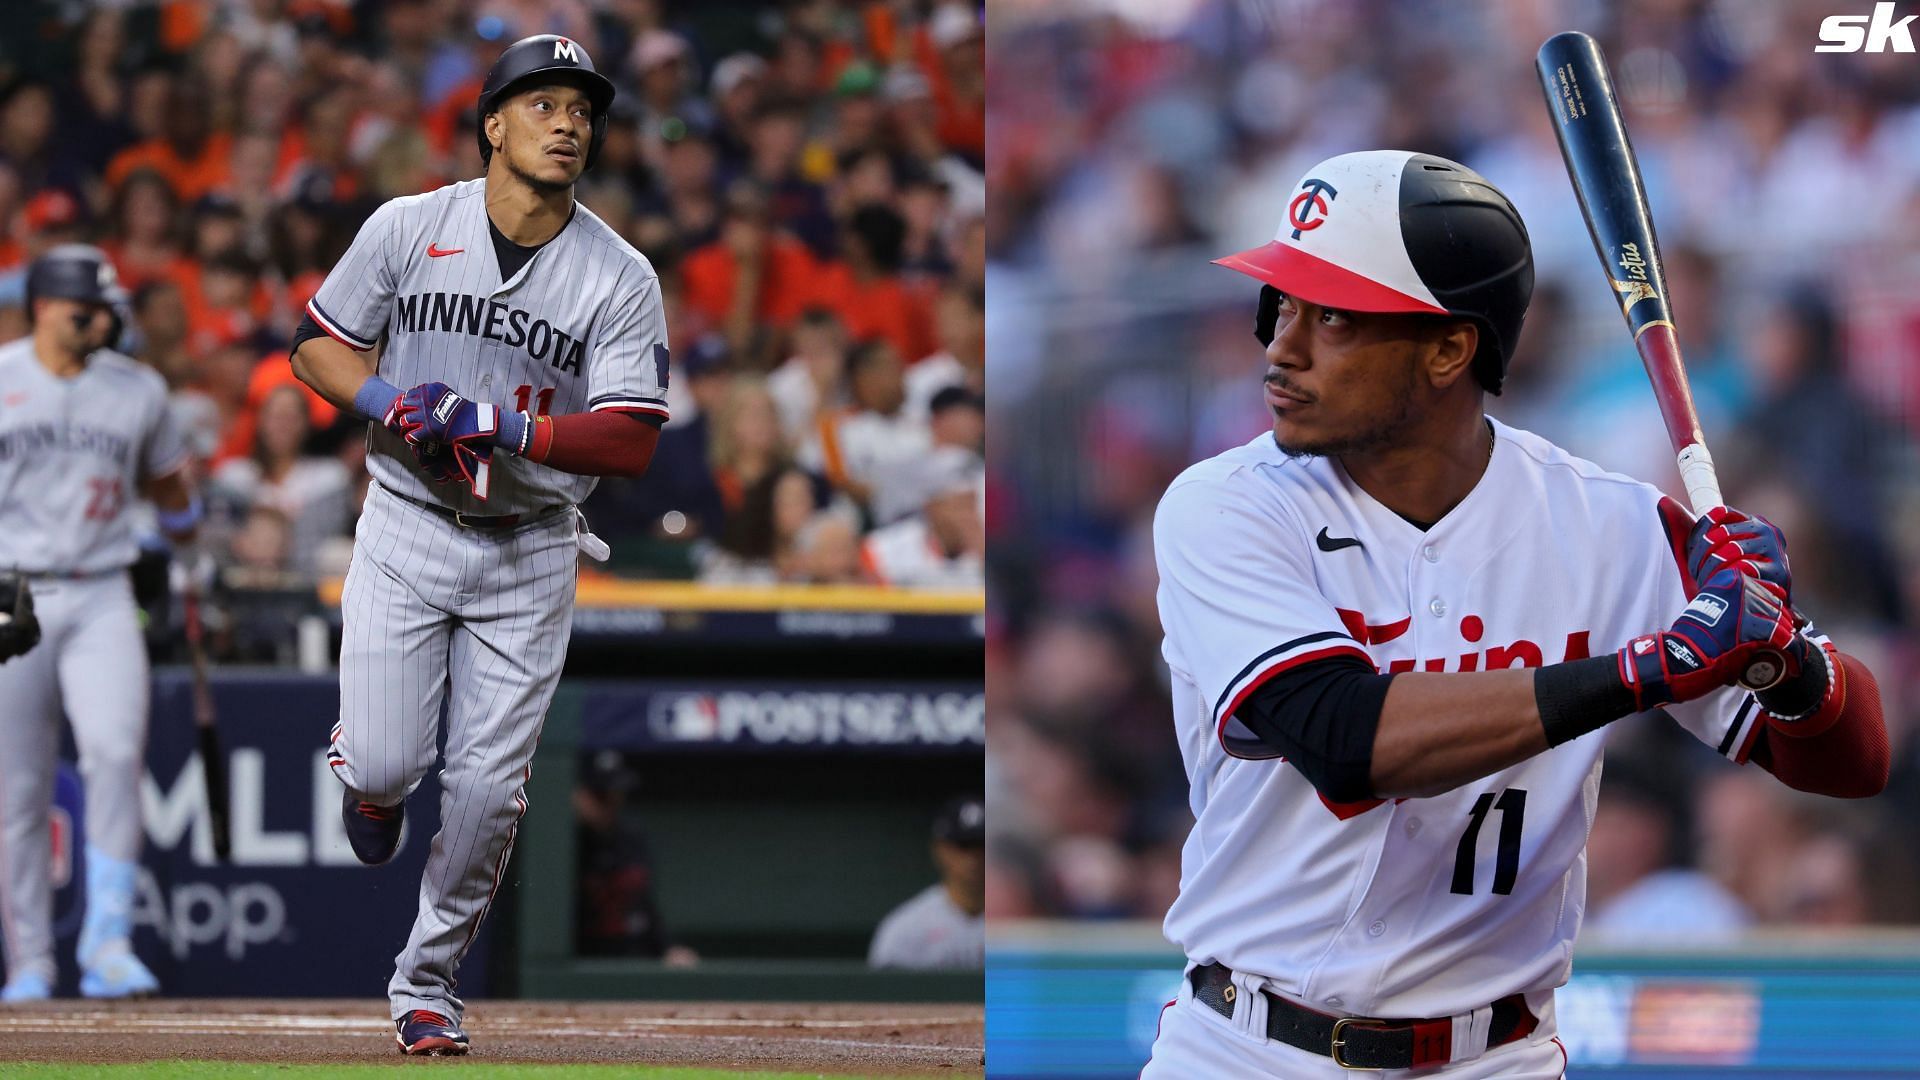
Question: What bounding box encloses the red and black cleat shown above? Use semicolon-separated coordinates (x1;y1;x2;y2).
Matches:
343;792;405;865
396;1009;469;1056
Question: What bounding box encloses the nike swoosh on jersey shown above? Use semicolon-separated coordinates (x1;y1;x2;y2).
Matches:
427;244;465;257
1315;527;1362;552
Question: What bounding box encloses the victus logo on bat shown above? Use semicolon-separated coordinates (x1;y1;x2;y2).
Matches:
1817;3;1917;52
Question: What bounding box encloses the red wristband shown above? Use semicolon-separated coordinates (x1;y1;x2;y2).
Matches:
527;414;555;462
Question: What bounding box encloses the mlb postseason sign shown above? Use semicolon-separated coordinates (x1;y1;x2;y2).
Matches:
579;681;985;753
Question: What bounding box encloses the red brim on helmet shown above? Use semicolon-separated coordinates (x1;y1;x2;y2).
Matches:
1212;242;1448;315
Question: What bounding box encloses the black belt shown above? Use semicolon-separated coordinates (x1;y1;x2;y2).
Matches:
386;488;570;530
1190;962;1537;1070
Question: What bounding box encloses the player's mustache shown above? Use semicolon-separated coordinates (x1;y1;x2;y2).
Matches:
1264;368;1312;402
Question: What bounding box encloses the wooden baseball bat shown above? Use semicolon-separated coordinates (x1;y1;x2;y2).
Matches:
181;568;232;861
1536;30;1786;691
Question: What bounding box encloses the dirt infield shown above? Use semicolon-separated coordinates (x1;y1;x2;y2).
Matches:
0;999;984;1076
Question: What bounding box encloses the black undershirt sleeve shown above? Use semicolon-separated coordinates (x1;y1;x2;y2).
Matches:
1235;656;1394;803
289;312;329;357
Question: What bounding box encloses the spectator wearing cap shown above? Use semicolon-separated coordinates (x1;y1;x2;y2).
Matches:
635;125;721;253
19;188;87;263
906;286;983;418
680;180;821;368
872;385;982;527
105;75;234;202
767;307;850;447
918;4;984;166
829;62;887;160
868;796;986;970
896;165;956;278
801;337;929;514
630;30;715;152
806;203;935;363
860;446;983;589
572;749;699;964
709;52;769;175
745;99;836;259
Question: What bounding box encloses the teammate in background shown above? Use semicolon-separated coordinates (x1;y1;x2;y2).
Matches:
1144;151;1889;1077
0;245;200;1002
868;795;985;970
288;36;666;1056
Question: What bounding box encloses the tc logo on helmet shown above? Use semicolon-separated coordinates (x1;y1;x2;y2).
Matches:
1288;179;1338;240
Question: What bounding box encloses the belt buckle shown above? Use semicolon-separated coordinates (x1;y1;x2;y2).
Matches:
452;511;476;529
1329;1017;1385;1071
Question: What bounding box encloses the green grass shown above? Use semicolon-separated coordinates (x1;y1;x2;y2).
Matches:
0;1066;939;1080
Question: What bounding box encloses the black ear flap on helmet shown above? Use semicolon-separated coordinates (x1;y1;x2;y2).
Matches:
1255;285;1282;347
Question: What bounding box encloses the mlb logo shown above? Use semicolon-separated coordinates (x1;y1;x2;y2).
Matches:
1632;636;1656;656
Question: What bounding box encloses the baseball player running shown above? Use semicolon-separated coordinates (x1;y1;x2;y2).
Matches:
1144;151;1889;1078
0;245;200;1002
288;36;666;1055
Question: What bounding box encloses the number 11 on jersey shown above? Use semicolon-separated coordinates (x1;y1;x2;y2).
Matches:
1451;788;1526;896
512;384;554;416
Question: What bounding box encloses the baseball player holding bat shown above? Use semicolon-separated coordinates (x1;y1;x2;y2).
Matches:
1142;146;1890;1077
0;245;203;1002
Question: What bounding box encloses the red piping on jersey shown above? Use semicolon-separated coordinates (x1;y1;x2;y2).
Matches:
1656;495;1697;598
304;299;372;352
1319;793;1389;820
1335;608;1411;645
1215;644;1374;755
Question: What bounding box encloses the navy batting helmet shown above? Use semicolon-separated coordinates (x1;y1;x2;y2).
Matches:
476;34;617;172
1215;150;1533;394
26;244;128;311
26;244;130;347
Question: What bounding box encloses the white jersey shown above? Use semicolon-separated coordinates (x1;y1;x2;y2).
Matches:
867;884;985;970
0;339;187;574
1153;419;1771;1021
306;179;670;516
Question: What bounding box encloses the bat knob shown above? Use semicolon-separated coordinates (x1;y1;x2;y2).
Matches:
1737;649;1787;692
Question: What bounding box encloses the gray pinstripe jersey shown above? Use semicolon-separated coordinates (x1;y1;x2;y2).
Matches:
0;338;187;574
306;179;670;516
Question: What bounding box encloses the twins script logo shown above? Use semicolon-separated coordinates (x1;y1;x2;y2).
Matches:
1289;179;1338;239
1336;608;1594;672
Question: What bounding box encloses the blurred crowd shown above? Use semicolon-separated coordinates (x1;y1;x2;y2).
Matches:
986;0;1920;932
0;0;985;598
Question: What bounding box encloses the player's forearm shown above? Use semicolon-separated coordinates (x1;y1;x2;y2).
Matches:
1369;670;1550;798
292;336;381;415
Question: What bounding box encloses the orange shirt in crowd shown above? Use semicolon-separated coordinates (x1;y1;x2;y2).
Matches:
214;357;340;465
101;243;195;294
105;133;236;201
805;263;936;362
680;235;820;331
